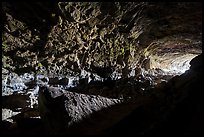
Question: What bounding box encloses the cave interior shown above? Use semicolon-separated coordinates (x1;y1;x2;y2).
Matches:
1;2;203;136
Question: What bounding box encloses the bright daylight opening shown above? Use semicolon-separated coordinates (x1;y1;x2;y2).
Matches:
150;53;199;75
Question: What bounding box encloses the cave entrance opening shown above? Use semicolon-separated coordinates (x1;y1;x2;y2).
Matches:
149;53;200;75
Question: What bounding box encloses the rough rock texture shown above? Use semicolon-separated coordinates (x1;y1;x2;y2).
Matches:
2;2;202;77
38;86;121;134
1;54;203;136
2;109;21;123
1;2;202;136
38;54;203;135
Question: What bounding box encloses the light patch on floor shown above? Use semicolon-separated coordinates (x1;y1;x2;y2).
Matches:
2;108;21;123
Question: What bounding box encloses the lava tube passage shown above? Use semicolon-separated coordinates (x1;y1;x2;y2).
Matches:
150;53;199;75
144;38;202;75
2;2;202;136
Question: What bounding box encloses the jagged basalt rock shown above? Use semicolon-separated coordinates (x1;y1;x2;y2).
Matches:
1;2;202;136
38;86;121;134
2;2;201;77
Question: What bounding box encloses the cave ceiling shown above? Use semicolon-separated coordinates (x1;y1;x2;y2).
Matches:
2;2;202;76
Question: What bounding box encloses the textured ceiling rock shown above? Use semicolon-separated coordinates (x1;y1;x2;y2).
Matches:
1;2;202;135
2;2;202;77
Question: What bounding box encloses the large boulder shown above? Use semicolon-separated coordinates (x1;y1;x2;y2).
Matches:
38;86;121;134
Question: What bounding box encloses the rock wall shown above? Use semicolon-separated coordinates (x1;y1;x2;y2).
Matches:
1;2;202;135
2;2;202;78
